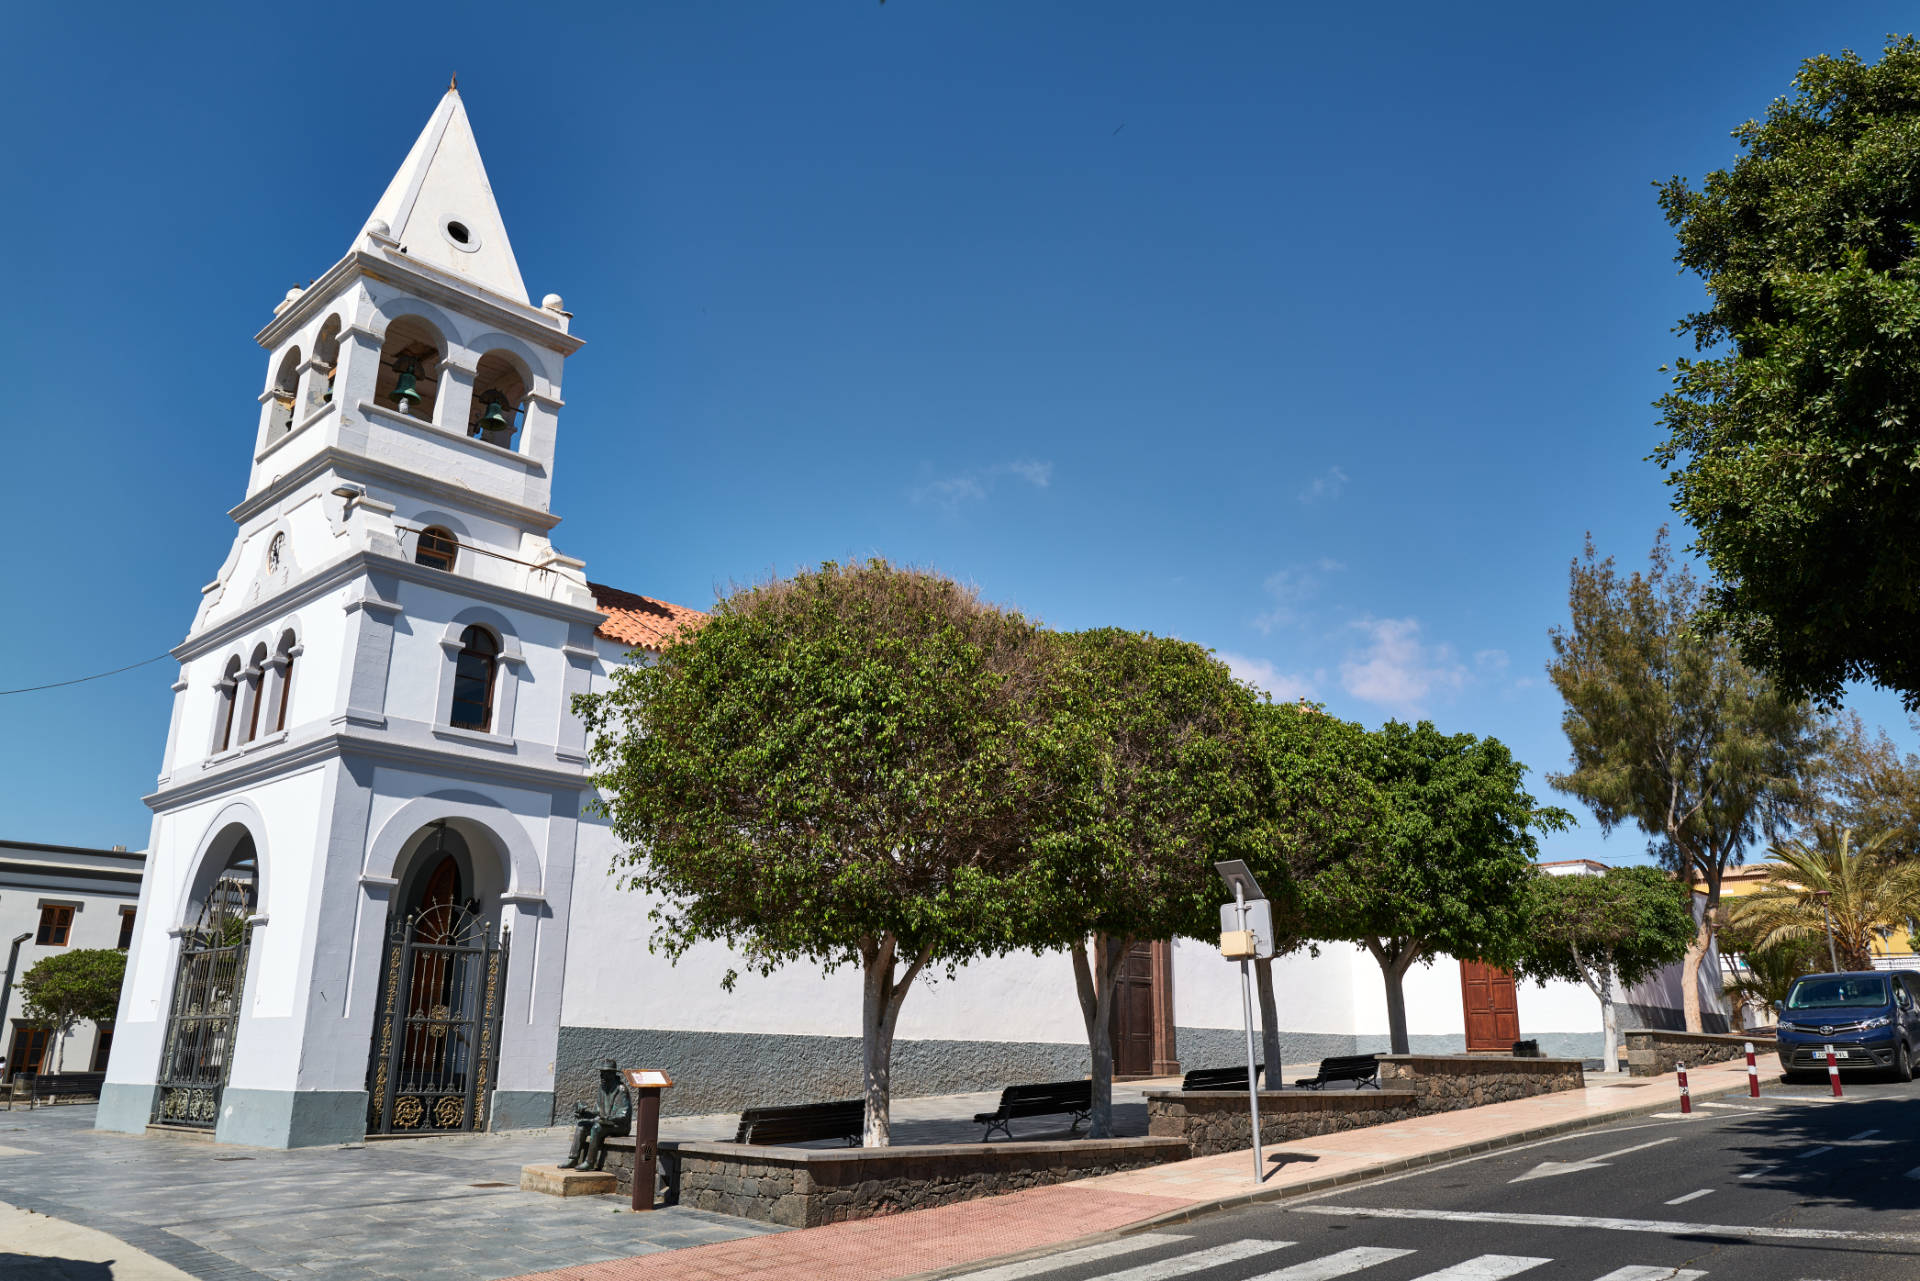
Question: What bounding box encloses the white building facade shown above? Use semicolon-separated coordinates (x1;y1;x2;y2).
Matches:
105;89;1705;1148
1;840;145;1079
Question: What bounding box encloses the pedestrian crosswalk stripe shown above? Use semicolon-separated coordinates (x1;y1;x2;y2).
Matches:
1404;1254;1549;1281
1292;1204;1920;1244
953;1233;1189;1280
1096;1239;1295;1281
1590;1268;1707;1281
1247;1245;1417;1280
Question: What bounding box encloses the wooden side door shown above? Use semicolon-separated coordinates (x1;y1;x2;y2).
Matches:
8;1025;49;1078
1460;960;1521;1052
1109;942;1157;1077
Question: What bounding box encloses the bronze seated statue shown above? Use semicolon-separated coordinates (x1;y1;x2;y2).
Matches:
560;1058;632;1171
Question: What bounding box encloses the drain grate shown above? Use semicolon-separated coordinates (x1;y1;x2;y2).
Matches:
213;1156;255;1161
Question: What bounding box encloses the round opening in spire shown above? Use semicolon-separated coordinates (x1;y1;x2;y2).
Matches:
441;219;480;253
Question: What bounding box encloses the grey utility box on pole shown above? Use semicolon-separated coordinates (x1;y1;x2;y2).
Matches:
1214;859;1272;1184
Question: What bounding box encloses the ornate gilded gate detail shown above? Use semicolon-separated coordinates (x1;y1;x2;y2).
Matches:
152;872;257;1128
365;903;507;1135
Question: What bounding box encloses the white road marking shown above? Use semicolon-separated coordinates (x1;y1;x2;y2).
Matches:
1590;1268;1707;1281
1905;1166;1920;1181
1663;1189;1714;1205
954;1233;1188;1279
1248;1246;1418;1281
1509;1137;1677;1183
1800;1145;1834;1159
1404;1255;1549;1281
1290;1205;1920;1244
1845;1128;1879;1141
1099;1239;1295;1281
1736;1166;1773;1181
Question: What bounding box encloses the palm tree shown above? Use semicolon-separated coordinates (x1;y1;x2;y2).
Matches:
1728;827;1920;971
1724;938;1821;1027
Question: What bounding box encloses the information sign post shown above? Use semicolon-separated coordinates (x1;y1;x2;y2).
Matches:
1214;860;1273;1184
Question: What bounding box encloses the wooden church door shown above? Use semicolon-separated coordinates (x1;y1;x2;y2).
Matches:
1459;959;1520;1052
1110;942;1158;1076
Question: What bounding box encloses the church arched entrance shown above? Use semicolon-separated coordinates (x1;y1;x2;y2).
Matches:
365;822;509;1135
152;831;259;1128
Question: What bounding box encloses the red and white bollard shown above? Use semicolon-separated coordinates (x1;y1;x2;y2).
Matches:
1825;1044;1843;1097
1677;1062;1691;1114
1745;1041;1760;1098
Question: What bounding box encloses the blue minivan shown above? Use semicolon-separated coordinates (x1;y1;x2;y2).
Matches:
1773;970;1920;1080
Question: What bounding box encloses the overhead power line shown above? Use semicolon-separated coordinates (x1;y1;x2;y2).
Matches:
0;653;172;696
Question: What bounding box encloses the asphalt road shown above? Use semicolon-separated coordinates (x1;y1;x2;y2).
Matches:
960;1075;1920;1281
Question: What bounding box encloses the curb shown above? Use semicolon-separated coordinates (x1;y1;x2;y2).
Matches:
897;1075;1749;1281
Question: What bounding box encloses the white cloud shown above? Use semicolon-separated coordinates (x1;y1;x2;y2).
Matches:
1298;465;1349;504
1219;651;1318;702
1338;617;1468;713
1253;561;1345;635
910;460;1054;509
1474;648;1510;672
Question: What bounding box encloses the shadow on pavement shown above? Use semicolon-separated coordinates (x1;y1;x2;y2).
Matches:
1716;1088;1920;1219
0;1254;117;1281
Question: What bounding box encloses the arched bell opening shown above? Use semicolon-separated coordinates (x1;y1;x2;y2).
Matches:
366;820;510;1136
373;316;444;421
308;315;343;414
266;346;301;442
467;350;530;448
153;827;260;1129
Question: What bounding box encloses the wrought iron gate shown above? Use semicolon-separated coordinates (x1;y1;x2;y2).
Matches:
152;874;256;1128
366;903;507;1135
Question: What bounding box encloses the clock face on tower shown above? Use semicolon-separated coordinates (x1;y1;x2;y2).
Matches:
266;533;284;573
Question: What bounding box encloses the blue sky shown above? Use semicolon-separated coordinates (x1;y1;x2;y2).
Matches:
2;2;1914;859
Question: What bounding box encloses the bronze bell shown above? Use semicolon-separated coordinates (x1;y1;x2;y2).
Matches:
476;391;512;436
390;355;424;412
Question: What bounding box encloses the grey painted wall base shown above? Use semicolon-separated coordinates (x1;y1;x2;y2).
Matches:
1175;1026;1604;1072
557;1026;1091;1117
214;1088;368;1148
95;1082;157;1135
491;1089;555;1130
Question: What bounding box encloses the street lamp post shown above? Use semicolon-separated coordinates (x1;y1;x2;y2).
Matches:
1812;890;1839;972
0;933;32;1079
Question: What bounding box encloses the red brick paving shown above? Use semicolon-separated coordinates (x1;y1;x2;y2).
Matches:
499;1185;1190;1281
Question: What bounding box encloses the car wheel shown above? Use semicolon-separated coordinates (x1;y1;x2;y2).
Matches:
1897;1041;1915;1084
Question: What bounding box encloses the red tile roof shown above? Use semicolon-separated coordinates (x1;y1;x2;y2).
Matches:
589;582;707;652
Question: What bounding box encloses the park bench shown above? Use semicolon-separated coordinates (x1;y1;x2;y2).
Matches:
1180;1065;1263;1092
1293;1054;1381;1090
732;1099;864;1146
27;1072;106;1106
973;1080;1093;1140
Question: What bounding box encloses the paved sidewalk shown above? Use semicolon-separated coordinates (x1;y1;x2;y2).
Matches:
1;1198;199;1281
498;1061;1749;1281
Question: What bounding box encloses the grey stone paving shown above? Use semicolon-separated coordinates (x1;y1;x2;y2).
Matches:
0;1085;1161;1280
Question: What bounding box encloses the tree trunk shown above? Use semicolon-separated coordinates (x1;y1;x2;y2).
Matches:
1254;957;1282;1088
1601;972;1620;1075
1071;935;1133;1139
1680;911;1710;1035
859;932;928;1147
1367;938;1419;1055
53;1025;66;1073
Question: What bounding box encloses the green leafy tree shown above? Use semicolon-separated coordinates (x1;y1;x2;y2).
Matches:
1514;868;1697;1073
1654;37;1920;708
575;560;1065;1146
1716;914;1822;1029
18;948;126;1072
1308;720;1569;1055
1816;712;1920;862
1029;630;1278;1137
1547;533;1822;1031
1246;700;1386;1080
1729;826;1920;972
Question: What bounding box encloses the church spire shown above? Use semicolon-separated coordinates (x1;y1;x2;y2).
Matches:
359;86;529;304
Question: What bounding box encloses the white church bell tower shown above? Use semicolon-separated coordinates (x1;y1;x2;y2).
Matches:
101;84;605;1148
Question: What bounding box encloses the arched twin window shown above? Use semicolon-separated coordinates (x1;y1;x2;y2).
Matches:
450;626;499;732
211;629;298;755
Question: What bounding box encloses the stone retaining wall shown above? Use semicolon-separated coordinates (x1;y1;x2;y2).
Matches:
1146;1089;1422;1157
601;1135;1189;1227
1376;1054;1585;1107
1624;1029;1776;1078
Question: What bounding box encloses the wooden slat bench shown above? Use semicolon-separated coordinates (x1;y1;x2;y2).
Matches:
27;1072;106;1106
1180;1065;1263;1092
973;1080;1093;1141
732;1099;864;1146
1293;1054;1381;1090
